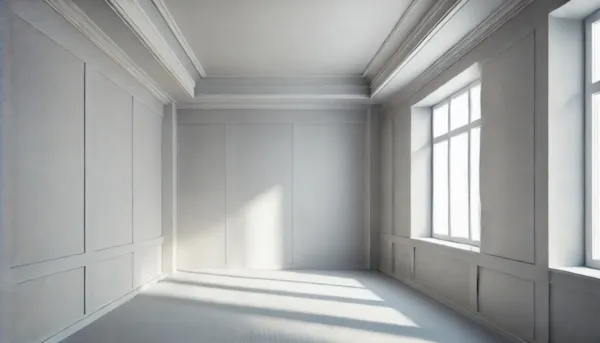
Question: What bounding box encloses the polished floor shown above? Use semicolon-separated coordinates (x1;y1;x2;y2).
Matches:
63;270;508;343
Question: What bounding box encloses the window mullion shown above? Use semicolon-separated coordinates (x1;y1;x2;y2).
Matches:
448;105;452;239
467;89;472;243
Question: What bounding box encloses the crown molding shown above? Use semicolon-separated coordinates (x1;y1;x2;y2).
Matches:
178;98;371;111
44;0;171;103
390;0;533;106
150;0;206;78
105;0;195;97
362;0;422;78
370;0;468;97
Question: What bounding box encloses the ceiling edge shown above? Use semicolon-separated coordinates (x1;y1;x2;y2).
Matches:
44;0;171;103
370;0;469;97
105;0;195;97
150;0;206;78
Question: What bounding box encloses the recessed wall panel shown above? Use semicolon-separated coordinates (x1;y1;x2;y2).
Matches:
478;267;534;339
134;245;162;288
11;16;84;266
86;69;133;251
414;248;470;308
226;124;293;269
133;101;162;242
12;268;84;343
86;254;133;313
177;125;227;270
293;124;365;268
480;33;535;263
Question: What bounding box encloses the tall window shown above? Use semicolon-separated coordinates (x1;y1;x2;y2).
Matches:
586;13;600;269
432;83;481;246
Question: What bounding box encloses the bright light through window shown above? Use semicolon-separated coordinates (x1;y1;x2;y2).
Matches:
432;83;481;246
587;15;600;269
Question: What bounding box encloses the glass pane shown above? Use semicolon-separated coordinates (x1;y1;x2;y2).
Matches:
433;141;449;236
470;127;481;242
450;132;469;239
593;93;600;259
433;104;449;138
470;84;481;122
593;21;600;83
450;91;469;130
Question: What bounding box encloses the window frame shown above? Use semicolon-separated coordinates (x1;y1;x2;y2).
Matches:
431;81;481;247
585;10;600;269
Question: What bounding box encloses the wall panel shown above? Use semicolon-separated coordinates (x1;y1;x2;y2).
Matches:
414;248;470;308
11;16;84;266
177;125;227;270
86;69;133;251
86;254;133;313
478;268;534;339
133;101;162;242
134;245;162;288
293;124;365;268
11;268;84;343
226;124;293;269
480;33;536;264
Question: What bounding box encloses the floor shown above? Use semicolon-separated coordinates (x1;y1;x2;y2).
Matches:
63;270;508;343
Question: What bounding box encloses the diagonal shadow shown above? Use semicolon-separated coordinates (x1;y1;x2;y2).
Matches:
142;293;443;342
164;279;385;307
179;271;365;289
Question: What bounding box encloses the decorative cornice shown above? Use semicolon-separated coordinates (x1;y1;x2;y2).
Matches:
150;0;206;78
390;0;534;106
178;99;370;111
105;0;195;97
371;0;469;97
44;0;171;103
362;0;421;78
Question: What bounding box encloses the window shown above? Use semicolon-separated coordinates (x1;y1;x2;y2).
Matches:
432;83;481;246
586;12;600;269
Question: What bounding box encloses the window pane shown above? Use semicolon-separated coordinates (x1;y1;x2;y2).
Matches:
450;91;469;130
433;141;449;236
593;21;600;83
470;127;481;242
593;93;600;259
433;104;448;138
450;132;469;239
470;84;481;122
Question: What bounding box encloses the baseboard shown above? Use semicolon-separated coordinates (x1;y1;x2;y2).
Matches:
380;270;527;343
43;274;167;343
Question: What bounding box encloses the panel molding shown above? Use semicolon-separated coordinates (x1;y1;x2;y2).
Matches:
150;0;205;78
105;0;196;96
44;0;171;103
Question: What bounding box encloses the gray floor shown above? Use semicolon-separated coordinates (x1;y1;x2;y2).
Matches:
63;270;508;343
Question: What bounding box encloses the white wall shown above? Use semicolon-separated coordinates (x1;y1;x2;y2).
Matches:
177;109;372;270
379;1;564;342
2;3;164;342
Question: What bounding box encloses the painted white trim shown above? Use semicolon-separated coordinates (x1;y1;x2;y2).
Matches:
43;274;166;343
371;0;469;96
177;101;370;111
362;0;421;78
384;0;533;103
105;0;195;97
44;0;170;103
150;0;206;78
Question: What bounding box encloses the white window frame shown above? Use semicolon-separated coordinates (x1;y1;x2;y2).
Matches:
431;81;481;247
585;10;600;269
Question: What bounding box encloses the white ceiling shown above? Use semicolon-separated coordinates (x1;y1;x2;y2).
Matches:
163;0;413;77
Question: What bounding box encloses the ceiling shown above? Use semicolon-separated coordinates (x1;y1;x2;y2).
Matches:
163;0;414;77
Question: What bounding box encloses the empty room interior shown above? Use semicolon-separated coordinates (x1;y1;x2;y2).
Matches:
2;0;600;342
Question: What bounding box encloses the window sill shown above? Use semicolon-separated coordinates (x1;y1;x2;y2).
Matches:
551;266;600;282
414;237;480;253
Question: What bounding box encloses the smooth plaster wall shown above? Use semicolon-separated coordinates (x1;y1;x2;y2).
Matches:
1;3;164;342
177;109;373;270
